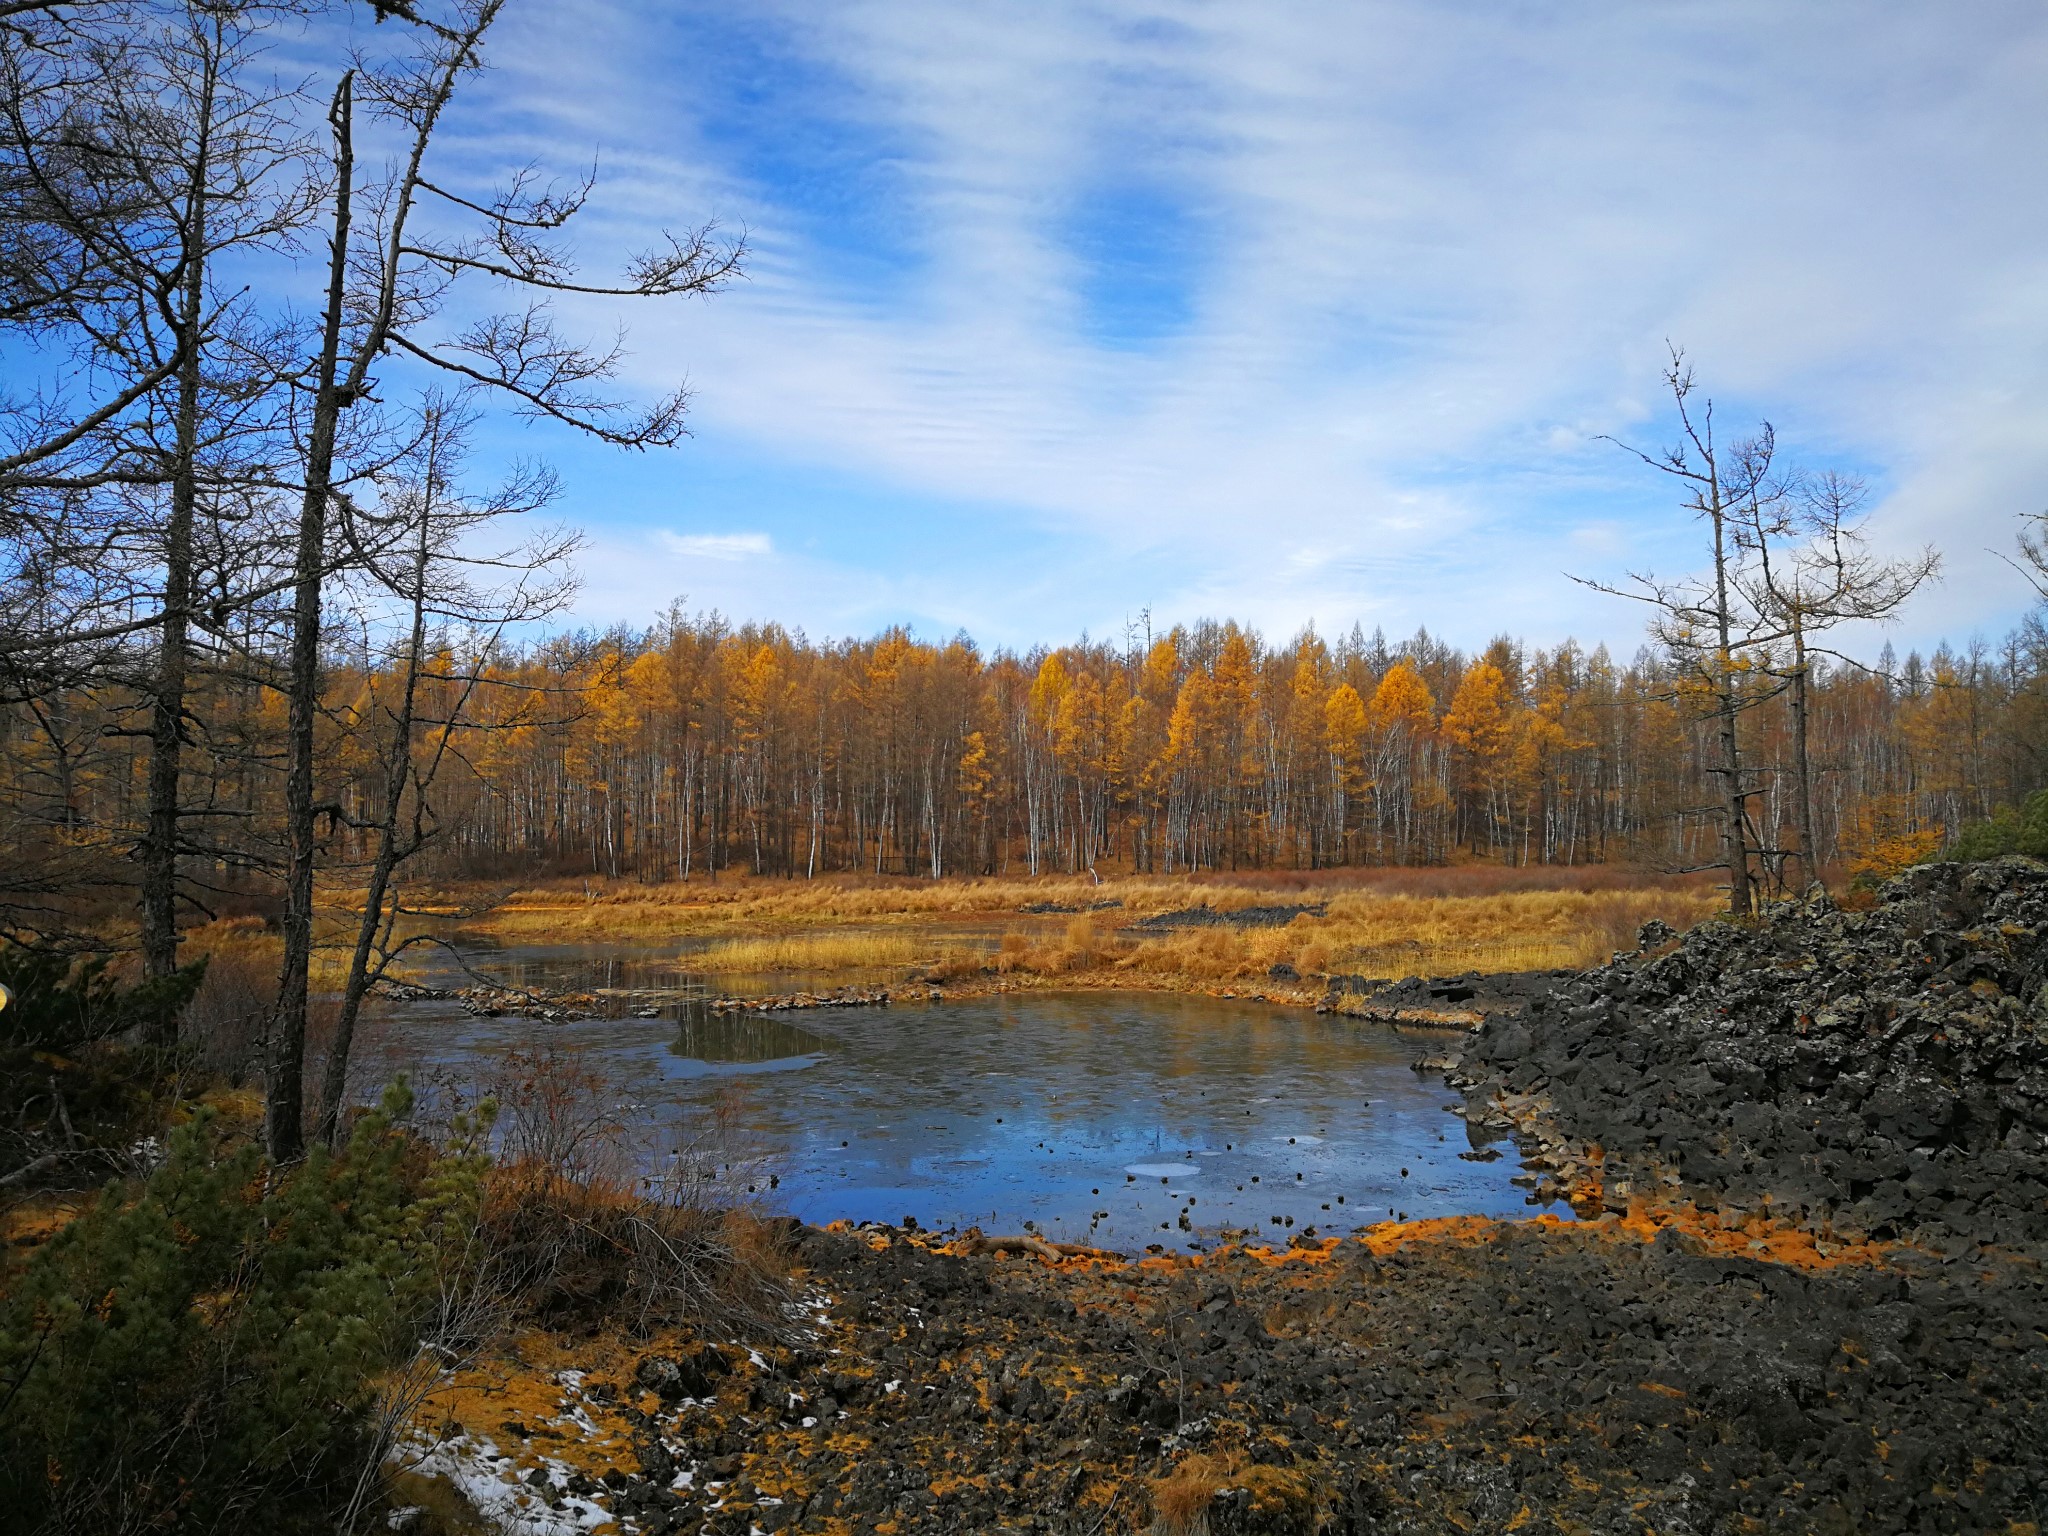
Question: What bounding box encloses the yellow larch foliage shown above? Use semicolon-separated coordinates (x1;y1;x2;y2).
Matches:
1369;661;1436;735
1443;661;1512;764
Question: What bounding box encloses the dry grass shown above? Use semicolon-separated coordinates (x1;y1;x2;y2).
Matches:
979;887;1722;988
1148;1451;1317;1535
172;870;1719;1002
437;863;1705;942
1177;886;1721;980
687;930;925;973
385;870;1724;994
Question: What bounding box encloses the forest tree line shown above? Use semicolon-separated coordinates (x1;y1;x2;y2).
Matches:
6;601;2043;896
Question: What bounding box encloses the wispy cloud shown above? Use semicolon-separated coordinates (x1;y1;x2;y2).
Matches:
466;0;2048;652
658;532;774;562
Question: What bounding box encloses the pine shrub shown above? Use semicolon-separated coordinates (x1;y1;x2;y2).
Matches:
1945;788;2048;864
0;1083;491;1534
0;946;208;1051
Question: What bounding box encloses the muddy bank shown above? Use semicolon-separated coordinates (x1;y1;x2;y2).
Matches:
417;1214;2047;1535
1450;857;2048;1250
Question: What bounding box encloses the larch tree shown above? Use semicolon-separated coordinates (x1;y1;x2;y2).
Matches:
1443;660;1513;854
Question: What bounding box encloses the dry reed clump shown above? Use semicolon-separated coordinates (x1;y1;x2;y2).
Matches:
1147;1452;1318;1536
468;1042;797;1340
478;1163;795;1339
994;931;1032;974
922;945;993;983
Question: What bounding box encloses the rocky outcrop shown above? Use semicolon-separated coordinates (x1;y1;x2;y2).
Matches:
1321;968;1570;1026
1452;857;2048;1250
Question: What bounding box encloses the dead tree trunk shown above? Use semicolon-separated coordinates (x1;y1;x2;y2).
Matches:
268;73;353;1163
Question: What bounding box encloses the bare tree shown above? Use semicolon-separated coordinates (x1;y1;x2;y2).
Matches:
1579;347;1775;916
1736;470;1940;888
313;396;573;1146
268;0;741;1159
2012;510;2048;602
0;1;317;1000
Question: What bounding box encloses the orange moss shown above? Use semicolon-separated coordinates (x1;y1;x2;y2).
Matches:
1;1191;89;1259
419;1329;644;1484
1357;1214;1518;1257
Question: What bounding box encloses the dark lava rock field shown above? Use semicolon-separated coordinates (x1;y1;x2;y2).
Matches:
1453;856;2048;1250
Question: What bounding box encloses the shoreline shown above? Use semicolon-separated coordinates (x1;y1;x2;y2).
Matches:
398;1199;2034;1536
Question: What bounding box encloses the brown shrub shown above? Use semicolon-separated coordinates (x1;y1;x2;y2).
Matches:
925;946;988;982
465;1042;796;1339
477;1163;793;1338
180;950;273;1085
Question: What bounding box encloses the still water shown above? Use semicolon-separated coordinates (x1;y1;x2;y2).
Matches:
362;946;1556;1253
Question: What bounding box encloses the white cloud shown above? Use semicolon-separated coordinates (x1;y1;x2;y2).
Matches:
656;532;775;562
471;0;2048;654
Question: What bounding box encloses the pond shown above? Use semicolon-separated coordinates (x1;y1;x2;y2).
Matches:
359;947;1560;1253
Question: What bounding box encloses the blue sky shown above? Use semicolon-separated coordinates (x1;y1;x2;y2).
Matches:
413;0;2048;655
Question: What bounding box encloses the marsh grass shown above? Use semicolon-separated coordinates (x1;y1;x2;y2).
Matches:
988;887;1720;986
396;870;1721;989
436;862;1708;944
686;930;925;974
180;869;1719;999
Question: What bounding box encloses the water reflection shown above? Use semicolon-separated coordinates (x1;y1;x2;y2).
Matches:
667;1014;826;1077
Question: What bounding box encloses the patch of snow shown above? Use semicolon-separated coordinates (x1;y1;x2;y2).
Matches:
400;1435;613;1536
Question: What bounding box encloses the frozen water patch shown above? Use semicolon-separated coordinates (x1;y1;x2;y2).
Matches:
1125;1163;1200;1178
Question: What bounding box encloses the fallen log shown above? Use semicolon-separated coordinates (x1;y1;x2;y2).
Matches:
0;1150;67;1189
